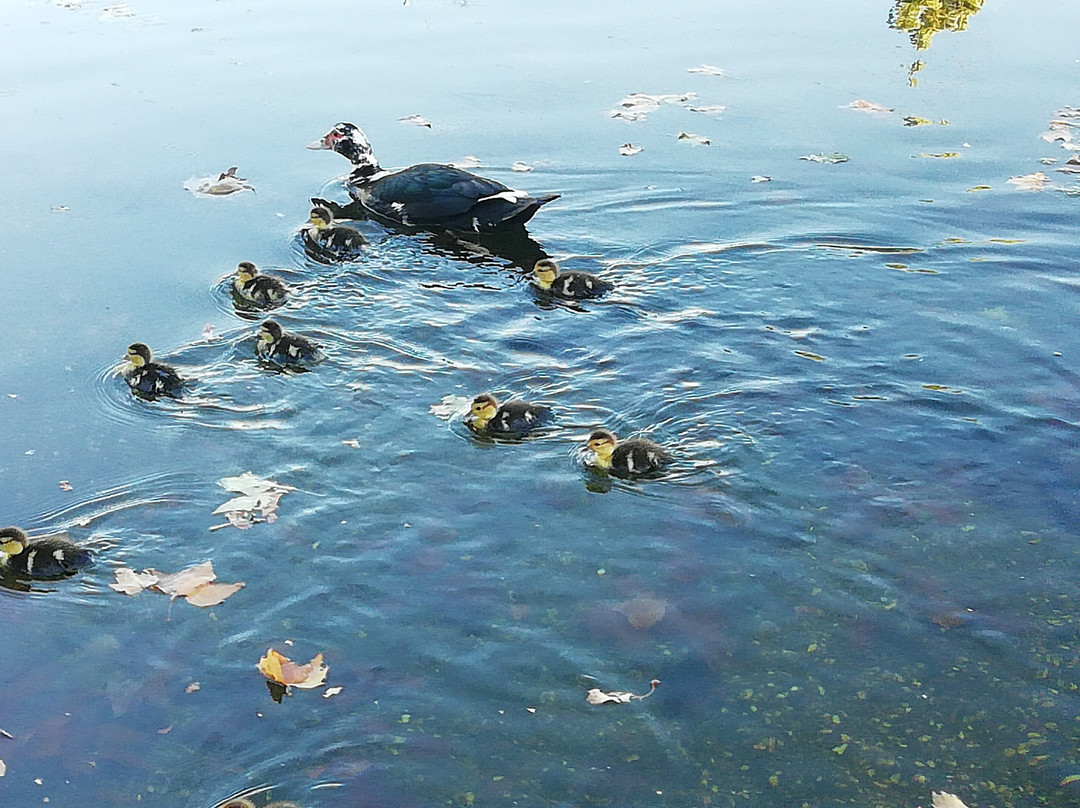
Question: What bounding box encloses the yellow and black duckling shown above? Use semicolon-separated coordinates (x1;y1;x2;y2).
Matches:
468;393;551;436
0;526;93;579
532;259;613;300
122;342;184;398
255;320;325;368
302;205;366;260
585;428;671;477
233;261;288;309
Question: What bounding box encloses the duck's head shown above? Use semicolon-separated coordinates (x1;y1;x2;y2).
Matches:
236;261;259;284
308;122;379;175
586;428;618;468
469;393;500;429
533;259;560;290
258;320;283;345
0;526;28;558
125;342;153;368
308;206;334;231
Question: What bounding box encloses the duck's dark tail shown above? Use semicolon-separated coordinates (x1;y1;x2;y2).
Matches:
503;193;560;228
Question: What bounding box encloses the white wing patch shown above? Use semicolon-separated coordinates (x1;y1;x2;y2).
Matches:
478;191;522;204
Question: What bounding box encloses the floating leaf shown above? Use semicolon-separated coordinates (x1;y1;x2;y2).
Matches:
110;567;160;595
184;581;245;607
966;185;992;192
152;561;217;598
183;166;254;197
398;114;432;128
903;116;949;126
323;686;343;699
1006;172;1049;191
429;394;472;421
677;131;711;145
511;161;533;172
185;682;201;693
800;153;849;164
687;64;724;76
931;793;970;808
919;152;961;159
586;678;660;705
619;143;643;156
212;471;295;529
342;439;361;449
0;759;5;776
845;99;893;114
609;92;696;122
794;350;826;361
257;648;328;689
751;175;772;183
1060;774;1080;786
58;480;73;492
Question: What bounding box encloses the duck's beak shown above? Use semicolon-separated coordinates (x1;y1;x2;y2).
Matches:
307;134;333;151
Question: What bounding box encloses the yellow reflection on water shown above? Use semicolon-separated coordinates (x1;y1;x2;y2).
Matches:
889;0;985;84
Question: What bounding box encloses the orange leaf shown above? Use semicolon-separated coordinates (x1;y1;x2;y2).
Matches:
257;649;328;689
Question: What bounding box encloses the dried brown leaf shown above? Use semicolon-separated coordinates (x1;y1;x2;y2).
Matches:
151;561;217;598
586;678;660;705
257;648;328;689
184;580;245;607
109;567;159;595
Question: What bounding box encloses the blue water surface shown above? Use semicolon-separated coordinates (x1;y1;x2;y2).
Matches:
2;1;1080;807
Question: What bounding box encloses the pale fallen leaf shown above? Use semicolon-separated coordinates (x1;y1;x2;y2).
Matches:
157;725;172;734
212;471;295;527
688;104;727;117
586;678;660;705
185;682;201;693
751;175;772;183
619;143;643;156
511;161;533;172
398;114;432;128
845;99;893;114
801;152;849;164
59;480;73;491
904;116;949;127
257;649;329;689
342;439;361;449
109;567;160;595
429;394;472;421
1006;172;1049;191
687;64;724;76
931;793;970;808
0;759;6;777
919;152;961;159
615;595;668;629
184;167;254;197
184;580;244;607
323;686;344;699
151;561;217;598
609;92;696;122
677;131;711;145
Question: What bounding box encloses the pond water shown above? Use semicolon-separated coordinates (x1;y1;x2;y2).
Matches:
3;1;1080;806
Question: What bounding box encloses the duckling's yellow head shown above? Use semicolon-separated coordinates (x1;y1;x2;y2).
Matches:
258;320;283;344
0;526;28;558
533;259;559;290
236;261;258;284
125;343;152;368
308;206;332;231
470;393;499;428
586;428;618;468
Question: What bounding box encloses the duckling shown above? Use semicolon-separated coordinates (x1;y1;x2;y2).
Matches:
302;205;366;260
255;320;324;368
122;343;184;398
233;261;288;309
585;428;671;477
468;393;551;435
0;526;92;579
532;259;613;300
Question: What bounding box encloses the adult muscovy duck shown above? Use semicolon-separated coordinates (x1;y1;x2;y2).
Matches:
308;122;559;234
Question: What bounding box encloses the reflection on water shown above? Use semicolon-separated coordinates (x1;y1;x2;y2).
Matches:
889;0;986;84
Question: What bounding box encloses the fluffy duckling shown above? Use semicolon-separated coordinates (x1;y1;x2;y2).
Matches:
468;393;550;435
255;320;324;368
122;343;184;398
532;259;613;300
233;261;287;309
302;205;366;260
585;428;671;477
0;526;92;579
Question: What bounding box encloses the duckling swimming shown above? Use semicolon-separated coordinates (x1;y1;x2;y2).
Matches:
468;393;551;436
585;428;671;477
255;320;324;368
0;526;93;579
532;259;613;300
302;205;366;260
233;261;287;309
122;343;184;398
